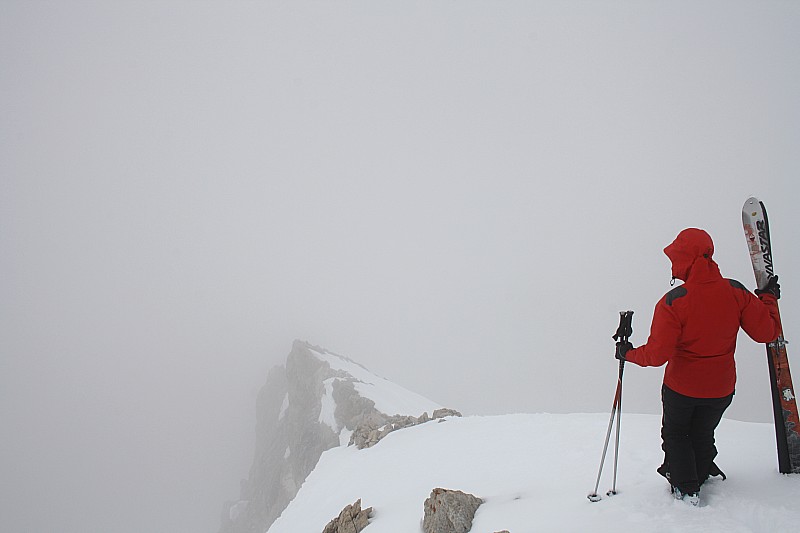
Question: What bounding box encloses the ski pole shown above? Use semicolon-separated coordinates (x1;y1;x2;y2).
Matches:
609;357;624;496
588;310;633;502
588;374;621;502
609;310;633;496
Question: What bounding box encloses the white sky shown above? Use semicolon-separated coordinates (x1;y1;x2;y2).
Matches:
1;2;798;532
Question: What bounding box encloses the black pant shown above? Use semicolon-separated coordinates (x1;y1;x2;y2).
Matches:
661;385;733;494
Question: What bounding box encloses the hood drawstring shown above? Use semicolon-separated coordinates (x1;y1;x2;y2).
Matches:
670;276;676;287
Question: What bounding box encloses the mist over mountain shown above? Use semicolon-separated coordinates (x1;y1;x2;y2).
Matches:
220;341;453;533
3;3;799;533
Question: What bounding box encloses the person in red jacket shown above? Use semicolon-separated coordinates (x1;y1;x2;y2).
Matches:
615;228;781;504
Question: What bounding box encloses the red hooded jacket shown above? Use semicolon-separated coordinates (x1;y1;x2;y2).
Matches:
625;228;781;398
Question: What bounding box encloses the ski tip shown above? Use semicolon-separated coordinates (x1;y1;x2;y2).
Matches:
744;197;760;209
587;493;602;502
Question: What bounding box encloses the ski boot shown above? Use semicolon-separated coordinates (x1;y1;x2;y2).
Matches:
671;485;700;507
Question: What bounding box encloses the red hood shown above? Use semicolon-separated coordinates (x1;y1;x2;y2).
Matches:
664;228;720;282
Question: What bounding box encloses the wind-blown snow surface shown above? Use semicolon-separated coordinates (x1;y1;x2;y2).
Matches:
269;413;800;532
308;345;443;417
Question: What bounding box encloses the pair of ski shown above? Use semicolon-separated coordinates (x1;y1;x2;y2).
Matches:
589;197;800;503
743;197;800;474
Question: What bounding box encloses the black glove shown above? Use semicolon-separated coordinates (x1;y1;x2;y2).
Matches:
615;341;633;361
755;275;781;300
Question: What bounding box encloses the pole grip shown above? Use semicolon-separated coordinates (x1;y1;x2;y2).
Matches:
613;310;634;342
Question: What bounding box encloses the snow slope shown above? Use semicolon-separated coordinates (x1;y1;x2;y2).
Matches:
307;345;444;417
269;412;800;533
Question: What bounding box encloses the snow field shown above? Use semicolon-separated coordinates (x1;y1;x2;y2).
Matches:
269;413;800;533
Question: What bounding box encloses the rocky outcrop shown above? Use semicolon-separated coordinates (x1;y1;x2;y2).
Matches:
331;378;387;432
220;340;451;533
350;408;462;449
321;499;372;533
422;488;483;533
220;342;340;533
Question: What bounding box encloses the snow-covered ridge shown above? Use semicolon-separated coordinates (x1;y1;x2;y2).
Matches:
220;341;451;533
225;342;800;533
269;413;800;533
306;343;443;418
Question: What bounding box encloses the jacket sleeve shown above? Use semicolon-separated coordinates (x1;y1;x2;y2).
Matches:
625;297;682;368
741;292;781;343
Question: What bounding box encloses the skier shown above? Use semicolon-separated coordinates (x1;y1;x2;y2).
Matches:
614;228;781;505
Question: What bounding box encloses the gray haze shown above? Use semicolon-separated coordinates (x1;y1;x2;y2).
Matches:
1;1;798;532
